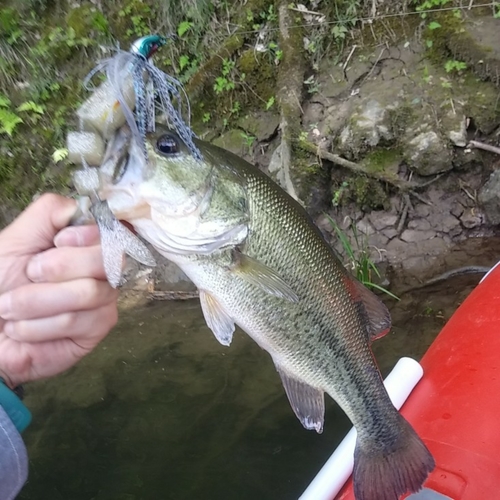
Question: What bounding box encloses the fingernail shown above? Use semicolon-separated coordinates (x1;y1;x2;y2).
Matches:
0;293;12;320
54;227;83;247
26;255;43;282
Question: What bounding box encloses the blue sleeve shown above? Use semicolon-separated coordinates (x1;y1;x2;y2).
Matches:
0;404;29;500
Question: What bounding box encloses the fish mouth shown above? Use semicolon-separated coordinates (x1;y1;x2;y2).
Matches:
99;124;134;185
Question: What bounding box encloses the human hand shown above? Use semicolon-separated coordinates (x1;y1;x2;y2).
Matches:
0;194;119;388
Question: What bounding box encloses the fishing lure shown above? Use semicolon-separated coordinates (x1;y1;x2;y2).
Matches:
77;34;202;161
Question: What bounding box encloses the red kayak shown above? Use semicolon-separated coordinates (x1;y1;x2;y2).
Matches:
337;262;500;499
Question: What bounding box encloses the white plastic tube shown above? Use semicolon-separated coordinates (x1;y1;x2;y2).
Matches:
299;357;424;500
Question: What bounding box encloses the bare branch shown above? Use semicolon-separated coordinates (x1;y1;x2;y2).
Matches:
467;140;500;156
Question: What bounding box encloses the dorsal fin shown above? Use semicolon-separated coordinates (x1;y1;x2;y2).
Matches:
343;274;392;342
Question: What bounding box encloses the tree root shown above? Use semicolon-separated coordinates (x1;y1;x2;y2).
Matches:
301;140;442;203
467;140;500;156
275;0;306;201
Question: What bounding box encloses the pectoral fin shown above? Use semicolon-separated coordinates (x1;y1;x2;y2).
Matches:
199;290;235;346
90;200;156;288
231;251;299;302
275;365;324;433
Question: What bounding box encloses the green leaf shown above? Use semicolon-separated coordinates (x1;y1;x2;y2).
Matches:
52;148;69;163
177;21;193;37
0;109;23;136
179;54;190;71
17;101;45;114
265;96;275;110
428;21;441;30
0;95;11;108
363;282;400;301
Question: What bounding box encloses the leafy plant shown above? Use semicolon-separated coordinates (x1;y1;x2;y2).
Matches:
304;75;320;94
17;101;45;114
332;181;349;207
240;132;255;150
428;21;441;30
414;0;451;19
52;148;68;163
265;96;275;110
0;108;23;136
326;215;399;300
0;95;22;136
444;59;466;73
0;95;10;108
177;20;193;37
494;2;500;18
213;58;236;94
268;41;282;64
331;24;348;42
179;54;190;71
118;0;151;37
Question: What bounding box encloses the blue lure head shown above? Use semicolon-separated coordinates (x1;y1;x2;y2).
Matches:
130;35;168;60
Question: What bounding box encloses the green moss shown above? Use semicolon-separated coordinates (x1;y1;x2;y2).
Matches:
362;148;403;175
238;49;258;74
211;129;246;156
349;176;388;210
66;4;109;38
241;53;276;104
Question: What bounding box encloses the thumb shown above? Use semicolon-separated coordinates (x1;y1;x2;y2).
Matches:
1;194;77;256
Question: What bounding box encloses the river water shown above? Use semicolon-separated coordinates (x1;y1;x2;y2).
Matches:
17;247;495;500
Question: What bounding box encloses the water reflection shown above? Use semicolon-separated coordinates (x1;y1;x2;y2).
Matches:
19;272;483;500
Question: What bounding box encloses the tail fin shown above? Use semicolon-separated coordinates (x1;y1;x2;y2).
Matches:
353;416;435;500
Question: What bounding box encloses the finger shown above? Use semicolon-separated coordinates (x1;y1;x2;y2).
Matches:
54;225;101;248
0;279;119;321
3;302;118;346
26;245;106;283
0;194;77;255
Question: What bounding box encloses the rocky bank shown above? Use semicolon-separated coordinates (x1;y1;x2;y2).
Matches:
197;11;500;289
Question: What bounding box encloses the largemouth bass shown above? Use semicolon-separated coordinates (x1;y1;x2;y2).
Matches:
87;124;435;500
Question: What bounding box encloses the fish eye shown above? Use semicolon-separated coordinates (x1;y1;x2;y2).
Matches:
113;153;129;184
156;134;179;155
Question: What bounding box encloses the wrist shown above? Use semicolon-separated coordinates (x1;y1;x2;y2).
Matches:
0;368;15;389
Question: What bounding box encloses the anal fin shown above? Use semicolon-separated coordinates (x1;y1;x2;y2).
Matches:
199;290;235;346
275;365;324;433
